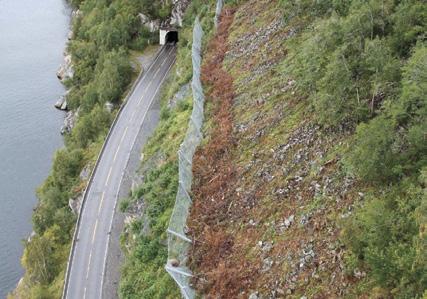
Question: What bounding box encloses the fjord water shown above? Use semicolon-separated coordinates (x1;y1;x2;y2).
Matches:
0;0;69;295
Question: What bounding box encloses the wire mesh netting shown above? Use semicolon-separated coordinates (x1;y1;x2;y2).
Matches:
166;2;224;295
165;17;204;299
215;0;223;28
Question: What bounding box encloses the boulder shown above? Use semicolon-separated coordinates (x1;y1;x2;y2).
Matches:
27;231;36;243
54;95;66;109
71;9;82;19
138;13;160;32
170;0;191;27
60;108;79;135
60;99;68;110
69;193;83;215
79;164;91;181
105;101;114;113
169;258;180;267
67;30;74;40
56;54;74;82
168;83;190;108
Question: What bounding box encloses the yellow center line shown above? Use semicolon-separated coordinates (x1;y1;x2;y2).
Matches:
91;219;98;245
120;126;128;143
85;251;92;280
114;126;128;162
137;82;152;107
105;167;113;187
113;145;121;162
98;191;105;215
130;110;137;123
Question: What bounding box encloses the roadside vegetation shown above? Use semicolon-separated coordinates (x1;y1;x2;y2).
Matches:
118;1;219;298
12;0;426;297
11;0;171;298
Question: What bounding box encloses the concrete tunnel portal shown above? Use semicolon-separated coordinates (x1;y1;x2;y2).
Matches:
160;28;179;45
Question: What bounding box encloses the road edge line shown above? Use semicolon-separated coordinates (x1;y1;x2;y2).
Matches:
62;45;166;299
99;53;177;298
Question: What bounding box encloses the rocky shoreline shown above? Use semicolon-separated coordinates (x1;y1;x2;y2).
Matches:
54;9;80;134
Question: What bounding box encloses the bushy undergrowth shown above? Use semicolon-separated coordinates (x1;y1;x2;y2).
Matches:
13;0;172;297
118;2;220;297
343;175;427;297
118;61;193;298
282;0;426;297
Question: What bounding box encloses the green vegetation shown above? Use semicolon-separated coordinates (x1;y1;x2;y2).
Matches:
281;0;426;296
118;36;193;299
118;1;218;297
12;0;172;298
343;177;426;297
13;0;426;297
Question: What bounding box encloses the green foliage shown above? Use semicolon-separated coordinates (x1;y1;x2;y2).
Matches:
32;148;83;235
22;226;68;285
120;162;179;299
119;94;193;299
342;176;427;297
390;1;427;57
346;44;427;182
20;0;173;297
67;105;112;148
281;0;427;296
284;0;426;127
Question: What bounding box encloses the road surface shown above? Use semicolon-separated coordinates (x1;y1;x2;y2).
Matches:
63;44;176;299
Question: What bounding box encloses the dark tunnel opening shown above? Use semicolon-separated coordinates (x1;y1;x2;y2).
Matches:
165;31;178;44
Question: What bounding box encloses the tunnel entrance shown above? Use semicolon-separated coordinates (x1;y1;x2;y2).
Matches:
165;31;178;43
160;28;179;45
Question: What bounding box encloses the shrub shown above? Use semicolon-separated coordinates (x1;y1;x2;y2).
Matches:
346;44;427;182
342;177;426;297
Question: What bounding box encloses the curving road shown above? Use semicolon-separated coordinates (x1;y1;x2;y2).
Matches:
63;44;176;299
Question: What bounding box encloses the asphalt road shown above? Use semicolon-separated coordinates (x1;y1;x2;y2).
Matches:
64;44;176;299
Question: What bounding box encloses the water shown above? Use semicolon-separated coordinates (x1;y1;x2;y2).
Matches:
0;0;69;296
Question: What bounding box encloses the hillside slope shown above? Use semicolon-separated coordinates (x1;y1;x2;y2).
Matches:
187;0;426;298
117;0;425;298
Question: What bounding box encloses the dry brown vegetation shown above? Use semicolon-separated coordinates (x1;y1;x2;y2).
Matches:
187;1;361;298
188;0;427;297
188;8;260;298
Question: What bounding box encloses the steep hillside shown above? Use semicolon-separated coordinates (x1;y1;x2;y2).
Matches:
110;0;425;298
187;0;426;298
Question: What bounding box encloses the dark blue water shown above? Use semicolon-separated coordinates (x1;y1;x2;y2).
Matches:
0;0;69;296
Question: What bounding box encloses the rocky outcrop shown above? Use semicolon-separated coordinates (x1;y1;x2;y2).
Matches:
69;194;82;215
71;9;82;19
147;0;190;30
105;101;114;113
60;108;79;135
54;94;68;110
170;0;190;27
67;30;74;40
138;13;160;32
68;164;92;215
56;54;74;82
168;83;190;108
